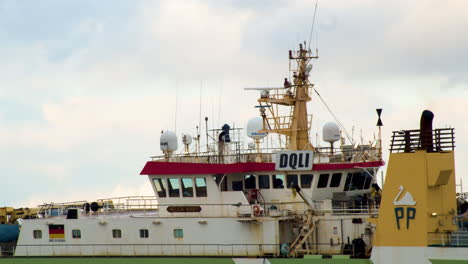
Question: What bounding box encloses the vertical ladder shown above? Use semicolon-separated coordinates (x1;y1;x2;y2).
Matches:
235;141;241;163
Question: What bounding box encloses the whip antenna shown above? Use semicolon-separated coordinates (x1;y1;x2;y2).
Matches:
307;0;319;51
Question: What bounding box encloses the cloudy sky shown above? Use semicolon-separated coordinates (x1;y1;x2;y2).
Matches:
1;0;467;207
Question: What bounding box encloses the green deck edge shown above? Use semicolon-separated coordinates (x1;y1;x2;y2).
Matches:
0;257;236;264
430;260;468;264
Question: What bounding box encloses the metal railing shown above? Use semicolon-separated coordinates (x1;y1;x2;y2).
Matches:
34;199;379;219
428;231;468;247
150;147;382;165
36;196;159;218
390;128;455;153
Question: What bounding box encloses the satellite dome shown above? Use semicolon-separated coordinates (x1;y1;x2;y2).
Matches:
160;131;178;153
247;117;267;140
323;122;340;143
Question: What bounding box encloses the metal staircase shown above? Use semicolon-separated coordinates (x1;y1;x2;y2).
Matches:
289;211;317;256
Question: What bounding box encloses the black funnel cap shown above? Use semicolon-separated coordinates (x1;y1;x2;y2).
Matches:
420;110;434;152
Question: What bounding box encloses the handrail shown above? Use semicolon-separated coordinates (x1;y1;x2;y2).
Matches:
428;231;468;247
34;200;379;219
150;147;382;164
390;128;455;153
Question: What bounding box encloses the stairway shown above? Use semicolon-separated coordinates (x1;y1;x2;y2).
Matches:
289;211;317;256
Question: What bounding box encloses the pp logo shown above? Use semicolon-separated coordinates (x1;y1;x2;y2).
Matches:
393;186;417;230
394;207;416;230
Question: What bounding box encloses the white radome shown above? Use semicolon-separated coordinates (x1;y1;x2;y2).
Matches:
323;122;340;143
247;117;267;140
160;131;178;152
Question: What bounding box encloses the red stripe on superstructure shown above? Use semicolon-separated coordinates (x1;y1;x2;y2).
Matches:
139;160;384;175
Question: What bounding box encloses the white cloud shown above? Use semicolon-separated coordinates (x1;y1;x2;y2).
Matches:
1;0;468;206
36;163;71;183
19;182;154;208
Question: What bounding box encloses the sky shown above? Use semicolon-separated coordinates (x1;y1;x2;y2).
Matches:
0;0;467;207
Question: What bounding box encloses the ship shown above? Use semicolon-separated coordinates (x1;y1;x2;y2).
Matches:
0;43;467;264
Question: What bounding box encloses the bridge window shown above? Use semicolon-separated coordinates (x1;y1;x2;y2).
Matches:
72;229;81;239
232;181;243;191
272;175;285;189
139;229;149;238
195;177;207;197
153;178;167;198
33;230;42;239
364;173;373;189
317;174;330;188
244;175;256;189
330;173;342;188
301;174;313;188
168;178;181;197
112;229;122;239
181;178;194;197
286;174;298;188
214;174;227;192
258;175;270;189
344;172;373;191
344;173;353;191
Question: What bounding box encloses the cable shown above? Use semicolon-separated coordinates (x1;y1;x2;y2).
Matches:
313;87;355;145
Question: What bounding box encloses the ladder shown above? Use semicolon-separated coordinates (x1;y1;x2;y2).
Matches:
289;211;317;256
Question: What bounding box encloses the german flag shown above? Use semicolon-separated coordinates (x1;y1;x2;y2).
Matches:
48;225;65;239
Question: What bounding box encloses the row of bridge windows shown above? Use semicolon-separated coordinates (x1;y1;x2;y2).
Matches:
234;171;372;191
234;173;343;190
151;171;373;198
153;177;207;198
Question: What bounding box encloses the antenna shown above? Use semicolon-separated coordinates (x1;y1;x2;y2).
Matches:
205;117;209;152
360;128;363;145
174;79;179;133
196;125;200;155
307;0;319;51
218;80;223;128
199;81;202;153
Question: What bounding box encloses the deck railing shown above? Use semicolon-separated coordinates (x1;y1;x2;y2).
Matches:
428;231;468;247
390;128;455;153
37;198;379;219
150;146;382;164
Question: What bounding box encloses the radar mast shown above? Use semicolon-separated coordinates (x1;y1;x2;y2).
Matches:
250;43;318;150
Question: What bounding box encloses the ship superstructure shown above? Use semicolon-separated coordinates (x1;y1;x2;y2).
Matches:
4;44;387;260
0;45;384;262
5;43;467;264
